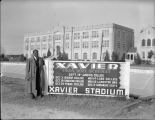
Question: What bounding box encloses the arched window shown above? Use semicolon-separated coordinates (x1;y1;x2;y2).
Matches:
92;52;97;60
152;38;155;46
147;39;151;46
127;54;130;59
56;46;60;56
83;53;87;60
131;54;133;60
142;39;145;46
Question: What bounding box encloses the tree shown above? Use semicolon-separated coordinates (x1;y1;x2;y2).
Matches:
0;54;9;61
134;53;142;65
57;52;62;60
104;50;110;61
0;54;5;61
111;51;119;62
148;50;154;59
19;54;25;61
120;53;126;62
47;49;51;57
61;52;68;60
57;52;68;60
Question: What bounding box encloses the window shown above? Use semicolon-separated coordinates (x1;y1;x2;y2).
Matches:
142;52;145;58
103;40;109;47
74;33;76;39
56;46;61;56
49;35;52;39
118;31;120;38
42;36;47;42
127;54;130;59
153;39;155;46
36;45;40;49
122;42;126;49
83;53;87;59
31;37;35;42
142;39;145;46
102;30;109;37
82;32;89;39
25;38;29;43
147;39;151;46
25;45;29;50
48;35;52;41
74;33;80;39
122;32;126;48
54;35;61;40
131;54;133;60
42;44;47;49
92;41;99;48
75;53;78;59
92;52;97;60
65;34;70;40
36;37;40;42
65;42;69;49
74;42;80;48
77;33;80;39
92;31;98;38
116;40;120;49
82;42;89;48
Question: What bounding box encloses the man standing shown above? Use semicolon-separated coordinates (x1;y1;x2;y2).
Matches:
25;49;45;99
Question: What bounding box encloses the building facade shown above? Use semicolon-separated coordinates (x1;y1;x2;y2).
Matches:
24;23;134;61
138;26;155;63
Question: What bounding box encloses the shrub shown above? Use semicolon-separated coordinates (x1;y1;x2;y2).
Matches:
111;51;119;62
141;60;151;65
148;50;154;59
104;50;110;61
47;49;51;57
134;53;142;65
57;52;68;60
120;53;126;62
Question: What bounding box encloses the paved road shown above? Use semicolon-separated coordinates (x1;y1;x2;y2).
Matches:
1;63;154;97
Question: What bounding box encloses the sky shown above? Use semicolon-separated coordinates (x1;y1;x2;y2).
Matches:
1;0;155;55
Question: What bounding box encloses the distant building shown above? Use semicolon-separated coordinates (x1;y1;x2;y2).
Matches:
24;23;134;61
138;26;155;63
125;47;137;64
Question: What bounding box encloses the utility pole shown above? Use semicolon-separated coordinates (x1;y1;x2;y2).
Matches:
100;31;104;61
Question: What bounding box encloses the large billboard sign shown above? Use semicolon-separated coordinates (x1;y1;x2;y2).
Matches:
44;60;130;98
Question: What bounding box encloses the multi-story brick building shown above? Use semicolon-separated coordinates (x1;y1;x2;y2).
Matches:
24;23;134;61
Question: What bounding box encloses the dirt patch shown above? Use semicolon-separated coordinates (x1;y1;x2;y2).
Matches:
1;76;155;119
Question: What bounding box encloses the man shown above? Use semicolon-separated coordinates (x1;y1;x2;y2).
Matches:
25;49;45;99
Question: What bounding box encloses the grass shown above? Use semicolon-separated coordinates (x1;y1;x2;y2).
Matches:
1;76;155;119
131;64;155;70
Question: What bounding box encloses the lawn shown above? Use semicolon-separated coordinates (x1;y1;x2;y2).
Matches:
1;76;155;119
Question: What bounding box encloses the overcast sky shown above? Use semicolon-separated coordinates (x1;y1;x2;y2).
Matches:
1;0;154;55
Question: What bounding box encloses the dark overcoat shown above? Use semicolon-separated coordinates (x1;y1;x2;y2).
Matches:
25;56;45;97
